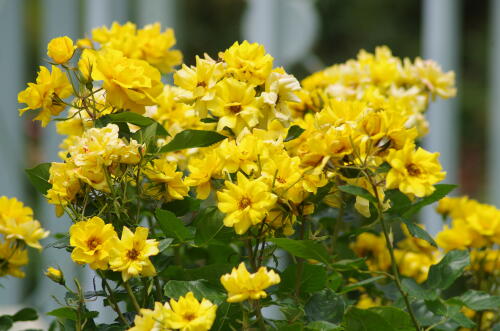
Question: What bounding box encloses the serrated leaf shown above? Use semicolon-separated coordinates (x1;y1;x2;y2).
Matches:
402;184;457;218
457;290;500;311
12;307;38;322
159;130;226;153
425;249;469;290
285;125;305;142
163;280;225;305
305;289;346;323
338;185;376;203
26;163;51;195
270;238;331;265
343;307;395;331
155;209;194;242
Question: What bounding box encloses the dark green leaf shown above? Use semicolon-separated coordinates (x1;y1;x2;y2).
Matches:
305;289;346;324
163;280;225;305
194;207;233;246
330;258;365;271
200;117;218;123
25;163;51;195
368;307;414;331
285;125;305;142
343;307;395;331
162;197;201;216
159;130;226;153
47;307;77;321
0;316;13;331
401;278;438;301
280;263;327;295
306;320;341;331
155;209;194;242
402;184;457;218
270;239;331;265
425;250;469;290
385;189;412;214
12;308;38;322
96;112;168;136
397;219;437;247
338;185;376;203
457;290;500;311
339;276;385;294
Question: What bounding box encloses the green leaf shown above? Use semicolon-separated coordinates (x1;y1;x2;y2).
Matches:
163;280;225;305
25;163;52;195
343;307;395;331
457;290;500;311
155;209;194;242
96;111;168;136
402;184;457;218
158;238;174;252
330;258;365;271
425;249;469;290
12;308;38;322
284;125;305;142
306;320;341;331
47;307;77;321
194;207;233;246
397;219;437;247
368;307;414;331
339;275;385;294
280;263;327;295
304;289;346;324
162;196;201;216
338;185;376;203
0;316;12;331
159;130;226;153
401;278;438;301
385;189;412;214
270;238;331;265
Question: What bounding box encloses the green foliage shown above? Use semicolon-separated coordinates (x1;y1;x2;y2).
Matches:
159;129;227;153
284;125;305;142
25;163;51;195
163;280;225;305
155;208;194;242
270;238;331;265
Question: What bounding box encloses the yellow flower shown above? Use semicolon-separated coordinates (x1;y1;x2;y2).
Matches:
261;69;301;121
394;249;437;283
143;158;189;201
217;172;277;235
220;262;280;303
207;78;262;135
109;226;159;281
46;162;81;207
18;65;73;126
91;49;163;114
45;266;65;285
0;240;28;278
351;232;391;271
220;41;273;85
385;143;446;197
136;23;182;73
356;293;381;309
185;150;223;200
47;36;75;64
128;301;170;331
164;292;217;331
412;58;456;99
69;217;118;270
0;196;49;250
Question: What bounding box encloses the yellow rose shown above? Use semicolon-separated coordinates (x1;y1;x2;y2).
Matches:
47;36;75;64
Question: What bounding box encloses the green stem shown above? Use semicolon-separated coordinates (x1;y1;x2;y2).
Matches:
124;281;142;313
241;306;250;331
253;300;267;330
99;272;129;327
154;276;164;302
294;218;306;300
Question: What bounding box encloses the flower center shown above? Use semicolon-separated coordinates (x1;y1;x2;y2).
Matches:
127;248;139;261
406;163;422;176
184;313;196;322
197;81;207;88
228;104;242;113
276;176;286;184
238;196;252;209
87;237;101;250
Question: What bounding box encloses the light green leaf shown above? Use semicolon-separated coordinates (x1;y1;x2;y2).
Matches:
425;249;469;290
338;185;377;203
47;307;77;321
368;307;414;331
155;209;194;242
458;290;500;311
194;207;233;246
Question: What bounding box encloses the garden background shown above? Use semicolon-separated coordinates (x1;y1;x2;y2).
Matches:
0;0;494;326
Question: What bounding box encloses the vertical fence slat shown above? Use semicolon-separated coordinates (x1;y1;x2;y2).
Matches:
488;0;500;206
0;0;25;307
421;0;461;235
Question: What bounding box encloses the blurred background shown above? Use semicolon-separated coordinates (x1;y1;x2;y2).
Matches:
0;0;493;325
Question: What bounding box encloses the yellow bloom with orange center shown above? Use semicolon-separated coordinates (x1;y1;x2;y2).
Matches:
220;262;280;303
69;216;118;270
109;226;159;281
47;36;75;64
0;196;49;250
385;143;445;197
18;65;73;126
143;158;189;201
217;172;277;235
164;292;217;331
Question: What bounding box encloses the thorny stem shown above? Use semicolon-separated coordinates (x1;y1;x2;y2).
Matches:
364;170;421;331
124;281;142;313
99;272;129;327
